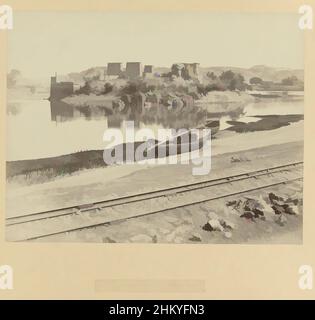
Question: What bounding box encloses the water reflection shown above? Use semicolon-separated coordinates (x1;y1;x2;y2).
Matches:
7;96;304;161
50;100;215;130
50;100;111;123
219;97;304;130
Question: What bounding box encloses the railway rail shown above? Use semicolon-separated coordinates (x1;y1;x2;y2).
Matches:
6;161;303;242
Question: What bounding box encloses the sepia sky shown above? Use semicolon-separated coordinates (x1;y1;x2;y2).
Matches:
8;11;304;77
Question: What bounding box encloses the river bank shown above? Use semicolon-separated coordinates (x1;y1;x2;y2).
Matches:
6;140;303;244
6;116;304;185
6;140;303;218
62;90;255;113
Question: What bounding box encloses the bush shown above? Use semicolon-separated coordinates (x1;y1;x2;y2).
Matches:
281;76;299;86
197;83;225;95
219;71;245;91
76;81;92;95
207;72;217;80
103;82;113;94
250;77;263;85
120;80;156;95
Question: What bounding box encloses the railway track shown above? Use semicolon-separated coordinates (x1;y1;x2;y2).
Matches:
6;161;303;242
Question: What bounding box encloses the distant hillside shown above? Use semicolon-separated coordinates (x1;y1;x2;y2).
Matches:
64;64;304;84
67;66;107;83
199;65;304;83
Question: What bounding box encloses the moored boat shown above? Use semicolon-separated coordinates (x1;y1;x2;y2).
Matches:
144;119;220;158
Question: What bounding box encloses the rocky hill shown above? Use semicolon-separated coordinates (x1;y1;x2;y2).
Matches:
199;65;304;82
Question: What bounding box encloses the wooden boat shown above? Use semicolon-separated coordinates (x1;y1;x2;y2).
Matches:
143;119;220;158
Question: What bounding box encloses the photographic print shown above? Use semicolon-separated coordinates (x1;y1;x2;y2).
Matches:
5;10;304;244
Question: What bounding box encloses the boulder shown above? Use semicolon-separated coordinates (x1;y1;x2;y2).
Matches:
224;231;233;239
228;197;265;221
284;205;297;215
219;219;235;230
269;192;285;205
226;200;237;207
271;204;283;215
240;211;255;221
243;198;264;211
252;208;264;218
203;218;224;232
231;156;241;163
189;234;202;242
130;234;153;243
102;236;116;243
285;197;299;205
271;202;297;216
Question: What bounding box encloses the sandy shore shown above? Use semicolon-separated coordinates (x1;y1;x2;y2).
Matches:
6;137;303;244
6;139;303;217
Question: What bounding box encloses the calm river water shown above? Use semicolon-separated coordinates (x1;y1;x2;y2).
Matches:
6;94;304;161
